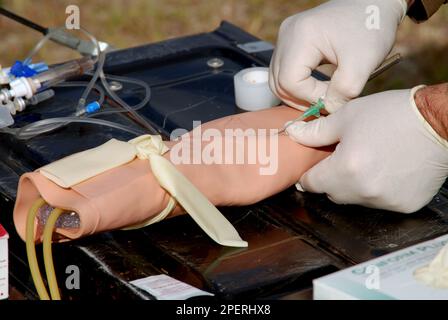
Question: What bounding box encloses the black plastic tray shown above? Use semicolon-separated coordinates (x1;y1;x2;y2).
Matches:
1;22;447;300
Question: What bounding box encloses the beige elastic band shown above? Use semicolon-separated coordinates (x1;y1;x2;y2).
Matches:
39;139;136;188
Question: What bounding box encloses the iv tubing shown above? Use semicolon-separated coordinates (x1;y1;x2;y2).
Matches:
98;69;158;134
23;27;101;111
1;26;156;139
26;198;50;300
56;81;105;107
92;73;151;117
43;208;63;300
11;117;145;140
1;74;150;139
76;28;104;111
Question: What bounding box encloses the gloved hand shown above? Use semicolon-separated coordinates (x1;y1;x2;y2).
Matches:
414;241;448;288
286;87;448;213
269;0;407;113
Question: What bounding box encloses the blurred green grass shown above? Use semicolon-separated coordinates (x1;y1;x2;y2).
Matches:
1;0;447;92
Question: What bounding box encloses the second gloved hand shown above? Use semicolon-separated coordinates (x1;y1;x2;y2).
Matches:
270;0;407;113
286;87;448;213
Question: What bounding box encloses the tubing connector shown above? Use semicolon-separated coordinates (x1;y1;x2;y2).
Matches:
85;101;101;114
9;77;41;99
75;101;101;116
0;89;12;103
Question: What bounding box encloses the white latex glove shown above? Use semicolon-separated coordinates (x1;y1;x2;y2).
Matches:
270;0;407;113
286;87;448;213
414;242;448;288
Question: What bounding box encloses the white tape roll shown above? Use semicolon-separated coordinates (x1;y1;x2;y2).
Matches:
234;67;281;111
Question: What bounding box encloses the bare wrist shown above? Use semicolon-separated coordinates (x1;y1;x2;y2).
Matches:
415;84;448;141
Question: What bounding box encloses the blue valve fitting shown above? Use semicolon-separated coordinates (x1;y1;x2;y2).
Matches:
85;101;101;114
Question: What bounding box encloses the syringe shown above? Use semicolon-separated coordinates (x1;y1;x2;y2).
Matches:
279;98;326;134
32;56;94;90
0;56;94;103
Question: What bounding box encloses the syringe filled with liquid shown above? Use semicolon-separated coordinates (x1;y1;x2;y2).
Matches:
32;56;94;90
1;56;94;103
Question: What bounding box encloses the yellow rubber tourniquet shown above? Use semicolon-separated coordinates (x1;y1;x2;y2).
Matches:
27;199;62;300
26;198;50;300
122;197;177;231
43;208;63;300
129;135;248;248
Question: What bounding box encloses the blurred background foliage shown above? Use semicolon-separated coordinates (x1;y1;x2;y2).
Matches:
0;0;447;93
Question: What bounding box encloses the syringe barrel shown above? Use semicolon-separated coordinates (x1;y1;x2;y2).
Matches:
32;56;94;89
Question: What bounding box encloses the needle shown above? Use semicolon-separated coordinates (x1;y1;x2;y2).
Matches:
279;98;325;135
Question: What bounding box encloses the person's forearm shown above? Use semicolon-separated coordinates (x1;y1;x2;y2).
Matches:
415;83;448;140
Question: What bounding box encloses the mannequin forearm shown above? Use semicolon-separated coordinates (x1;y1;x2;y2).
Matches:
14;106;334;242
166;106;333;207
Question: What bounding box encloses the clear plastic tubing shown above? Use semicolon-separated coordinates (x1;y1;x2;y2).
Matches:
23;27;100;112
56;81;106;107
7;27;155;138
23;31;53;65
4;75;146;139
98;70;158;134
77;41;104;110
76;28;104;112
88;73;151;116
12;72;155;138
27;90;55;106
13;117;144;140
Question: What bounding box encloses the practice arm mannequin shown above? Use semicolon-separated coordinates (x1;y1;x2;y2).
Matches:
169;106;333;207
13;106;333;242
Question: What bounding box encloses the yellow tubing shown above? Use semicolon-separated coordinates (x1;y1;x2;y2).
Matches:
43;208;63;300
26;198;50;300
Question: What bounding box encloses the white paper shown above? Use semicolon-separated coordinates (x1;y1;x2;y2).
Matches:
130;274;214;300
